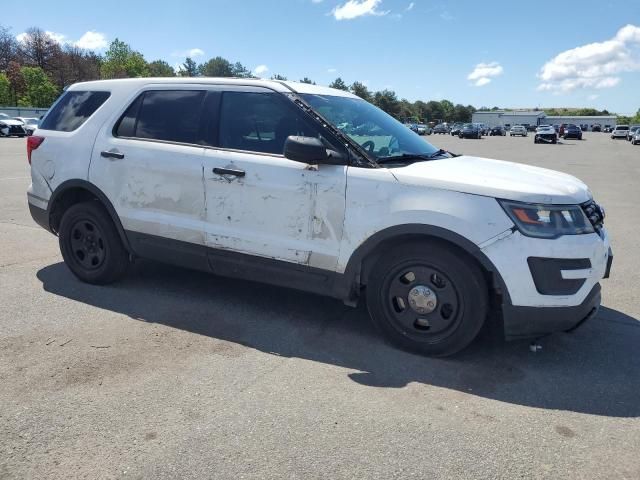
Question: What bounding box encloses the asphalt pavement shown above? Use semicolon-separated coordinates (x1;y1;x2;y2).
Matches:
1;132;639;479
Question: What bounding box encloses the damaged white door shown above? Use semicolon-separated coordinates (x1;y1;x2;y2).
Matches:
90;88;207;246
202;88;347;270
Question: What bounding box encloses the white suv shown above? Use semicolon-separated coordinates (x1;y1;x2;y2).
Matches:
27;78;612;356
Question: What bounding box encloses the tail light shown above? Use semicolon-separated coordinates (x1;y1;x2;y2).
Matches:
27;136;44;165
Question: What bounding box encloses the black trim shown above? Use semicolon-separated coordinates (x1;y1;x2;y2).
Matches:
336;223;512;304
604;248;613;279
46;180;132;252
28;202;50;231
527;257;591;295
125;231;342;298
502;284;601;339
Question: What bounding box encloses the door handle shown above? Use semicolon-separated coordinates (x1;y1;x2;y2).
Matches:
213;167;245;178
101;150;125;160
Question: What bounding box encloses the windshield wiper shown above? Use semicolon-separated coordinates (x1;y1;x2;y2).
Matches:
377;150;454;165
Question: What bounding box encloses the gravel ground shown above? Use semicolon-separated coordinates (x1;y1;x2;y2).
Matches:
1;132;639;479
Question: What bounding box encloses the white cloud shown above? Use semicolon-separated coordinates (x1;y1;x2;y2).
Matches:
537;24;640;93
588;94;600;101
46;31;67;44
311;0;324;3
328;68;337;73
406;2;414;11
440;10;453;21
15;32;28;43
253;64;269;76
74;31;108;50
332;0;389;20
467;61;504;86
172;48;205;58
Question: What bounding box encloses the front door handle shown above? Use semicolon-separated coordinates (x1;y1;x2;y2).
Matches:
213;167;245;178
101;150;125;160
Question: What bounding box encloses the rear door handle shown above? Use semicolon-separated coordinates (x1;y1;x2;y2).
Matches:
213;167;245;178
101;150;125;160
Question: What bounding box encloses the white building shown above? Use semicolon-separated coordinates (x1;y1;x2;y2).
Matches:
472;110;617;131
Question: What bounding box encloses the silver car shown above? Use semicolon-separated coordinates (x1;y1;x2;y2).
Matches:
611;125;629;139
510;125;528;137
632;129;640;145
626;125;640;141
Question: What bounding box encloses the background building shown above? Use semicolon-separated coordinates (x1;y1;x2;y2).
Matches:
472;110;617;131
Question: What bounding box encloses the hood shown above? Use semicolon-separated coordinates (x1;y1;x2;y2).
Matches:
390;155;591;204
0;119;24;126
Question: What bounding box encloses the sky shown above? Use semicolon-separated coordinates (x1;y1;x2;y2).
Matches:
3;0;639;114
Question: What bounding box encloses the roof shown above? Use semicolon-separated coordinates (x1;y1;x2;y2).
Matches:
68;77;358;98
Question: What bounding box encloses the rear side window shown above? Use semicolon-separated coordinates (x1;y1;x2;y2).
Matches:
40;91;110;132
219;92;323;155
115;90;205;144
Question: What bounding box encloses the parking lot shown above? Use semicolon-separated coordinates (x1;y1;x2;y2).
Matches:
1;133;639;479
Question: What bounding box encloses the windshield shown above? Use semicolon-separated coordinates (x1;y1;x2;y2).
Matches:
300;94;439;159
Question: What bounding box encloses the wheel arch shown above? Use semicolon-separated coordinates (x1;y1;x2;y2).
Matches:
47;179;131;252
336;224;511;307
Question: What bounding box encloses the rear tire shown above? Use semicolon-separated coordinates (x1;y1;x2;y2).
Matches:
366;242;488;357
59;201;129;284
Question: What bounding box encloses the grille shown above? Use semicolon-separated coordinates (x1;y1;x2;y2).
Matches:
582;200;604;231
9;125;26;134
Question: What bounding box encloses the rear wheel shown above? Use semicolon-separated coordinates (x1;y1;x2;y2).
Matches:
366;243;488;356
59;201;129;284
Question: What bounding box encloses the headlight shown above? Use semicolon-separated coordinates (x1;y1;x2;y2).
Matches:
499;200;594;238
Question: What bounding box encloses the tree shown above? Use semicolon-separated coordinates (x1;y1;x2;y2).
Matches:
0;25;18;71
329;77;349;91
6;61;24;106
101;39;149;78
398;99;417;122
440;99;455;122
179;57;198;77
231;61;253;78
17;66;58;107
270;74;287;80
373;89;400;117
148;60;175;77
0;72;10;106
199;56;233;77
51;45;101;89
299;77;315;84
15;28;61;72
350;81;371;102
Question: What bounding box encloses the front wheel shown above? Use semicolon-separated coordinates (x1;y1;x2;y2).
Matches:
366;243;488;357
59;201;129;284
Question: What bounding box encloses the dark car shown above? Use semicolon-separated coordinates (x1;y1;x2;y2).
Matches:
563;124;583;140
459;123;482;139
489;126;506;136
433;123;450;134
592;124;602;132
450;123;463;136
534;125;558;144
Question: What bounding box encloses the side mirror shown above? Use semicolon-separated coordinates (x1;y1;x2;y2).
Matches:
284;136;345;165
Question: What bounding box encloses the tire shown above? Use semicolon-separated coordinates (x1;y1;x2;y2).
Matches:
366;242;488;357
58;201;129;284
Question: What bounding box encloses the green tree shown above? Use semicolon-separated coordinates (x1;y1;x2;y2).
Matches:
0;72;11;105
199;56;233;77
398;99;417;122
350;81;371;102
299;77;315;84
373;89;400;117
231;61;252;78
179;58;198;77
329;77;349;91
270;73;287;80
17;66;58;107
100;38;149;78
148;60;175;77
440;99;455;122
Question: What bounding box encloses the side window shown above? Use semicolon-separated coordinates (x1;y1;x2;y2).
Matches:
115;90;205;144
218;91;323;155
40;91;110;132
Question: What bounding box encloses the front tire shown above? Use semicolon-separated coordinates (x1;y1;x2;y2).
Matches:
366;243;488;357
59;201;129;284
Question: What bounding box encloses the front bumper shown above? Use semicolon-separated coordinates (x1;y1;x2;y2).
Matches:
481;227;612;339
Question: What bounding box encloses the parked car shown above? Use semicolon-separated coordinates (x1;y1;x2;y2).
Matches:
592;124;602;132
563;124;583;140
459;123;482;139
489;126;506;136
433;123;450;134
27;78;612;357
476;123;489;135
526;125;537;132
416;124;431;135
0;119;28;137
13;117;40;136
0;113;10;120
626;125;640;141
631;129;640;145
552;124;560;133
611;125;629;139
450;123;464;136
603;126;612;133
510;125;528;137
534;125;558;144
